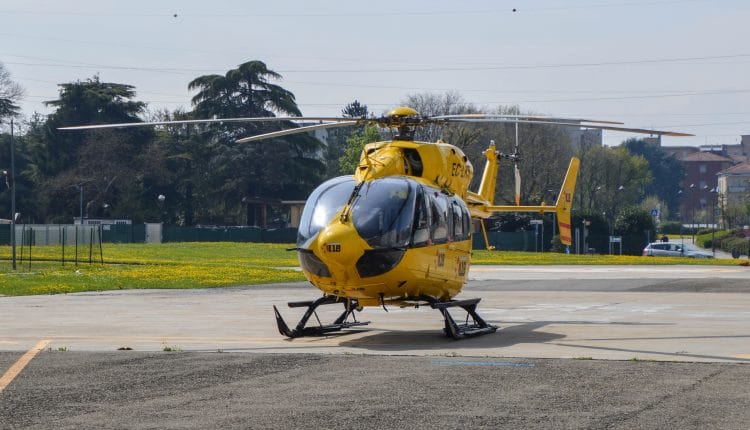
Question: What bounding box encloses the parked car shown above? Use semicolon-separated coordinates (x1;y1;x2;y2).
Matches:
642;241;713;258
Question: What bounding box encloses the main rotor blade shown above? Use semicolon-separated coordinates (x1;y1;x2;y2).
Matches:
433;113;623;125
235;121;359;143
449;118;693;136
58;116;356;131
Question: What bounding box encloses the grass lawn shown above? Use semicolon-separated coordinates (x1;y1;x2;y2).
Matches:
0;243;304;296
0;242;741;297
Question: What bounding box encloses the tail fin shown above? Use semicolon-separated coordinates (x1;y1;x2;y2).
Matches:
554;157;579;246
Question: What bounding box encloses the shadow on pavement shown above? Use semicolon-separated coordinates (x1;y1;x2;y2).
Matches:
337;320;662;352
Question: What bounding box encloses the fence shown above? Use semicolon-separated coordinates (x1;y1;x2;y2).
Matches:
163;226;297;243
473;230;653;255
1;224;651;254
473;231;542;252
0;224;104;267
0;224;297;245
0;224;103;246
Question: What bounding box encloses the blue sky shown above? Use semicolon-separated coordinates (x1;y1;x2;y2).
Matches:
2;0;749;146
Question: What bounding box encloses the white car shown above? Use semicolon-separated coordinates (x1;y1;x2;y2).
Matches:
642;241;713;258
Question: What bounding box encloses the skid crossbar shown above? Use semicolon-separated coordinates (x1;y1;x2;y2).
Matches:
418;296;498;339
273;295;369;338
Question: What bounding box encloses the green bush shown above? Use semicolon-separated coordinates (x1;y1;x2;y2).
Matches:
722;236;749;257
613;207;656;255
550;235;565;253
696;229;733;249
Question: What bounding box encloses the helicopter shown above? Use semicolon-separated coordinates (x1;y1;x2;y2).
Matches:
61;106;691;339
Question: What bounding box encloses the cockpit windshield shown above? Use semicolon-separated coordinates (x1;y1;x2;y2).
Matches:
297;176;356;247
297;176;471;250
351;178;416;249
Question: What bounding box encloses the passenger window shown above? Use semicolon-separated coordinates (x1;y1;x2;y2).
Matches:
429;192;449;243
412;188;431;247
452;202;464;240
462;205;472;237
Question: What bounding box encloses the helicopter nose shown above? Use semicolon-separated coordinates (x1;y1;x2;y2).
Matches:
317;220;363;268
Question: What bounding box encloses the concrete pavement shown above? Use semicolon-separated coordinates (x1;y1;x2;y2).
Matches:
1;265;748;362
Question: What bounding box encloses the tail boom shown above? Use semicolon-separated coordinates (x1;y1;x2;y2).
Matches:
468;157;579;246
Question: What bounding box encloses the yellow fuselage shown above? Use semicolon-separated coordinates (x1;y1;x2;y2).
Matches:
306;226;472;307
296;138;476;308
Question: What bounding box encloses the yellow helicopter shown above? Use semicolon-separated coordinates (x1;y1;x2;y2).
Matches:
61;106;691;339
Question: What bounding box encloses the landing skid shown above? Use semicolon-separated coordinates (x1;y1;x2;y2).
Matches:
273;294;497;340
273;296;369;338
419;296;498;339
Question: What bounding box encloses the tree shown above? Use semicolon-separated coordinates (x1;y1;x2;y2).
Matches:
0;125;32;222
614;206;656;254
189;61;301;126
640;195;669;227
339;124;381;174
187;60;324;224
137;108;214;225
571;211;611;254
341;100;368;118
723;201;750;229
400;91;479;143
575;145;652;225
0;62;24;220
41;76;147;173
0;62;23;121
451;104;575;205
323;100;370;178
27;77;150;222
622;138;684;216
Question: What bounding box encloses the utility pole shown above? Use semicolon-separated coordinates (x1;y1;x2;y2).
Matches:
10;119;17;270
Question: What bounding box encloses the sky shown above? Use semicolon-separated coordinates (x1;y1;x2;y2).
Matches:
2;0;749;147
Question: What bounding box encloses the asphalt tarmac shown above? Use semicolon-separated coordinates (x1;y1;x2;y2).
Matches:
1;264;749;428
2;352;749;429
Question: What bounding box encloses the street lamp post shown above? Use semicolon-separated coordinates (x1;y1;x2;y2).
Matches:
689;183;696;243
710;187;717;257
10;119;17;270
157;194;166;223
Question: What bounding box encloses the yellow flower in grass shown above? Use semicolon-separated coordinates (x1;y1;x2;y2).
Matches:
28;284;74;295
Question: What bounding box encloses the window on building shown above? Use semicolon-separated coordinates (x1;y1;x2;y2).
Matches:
699;164;707;174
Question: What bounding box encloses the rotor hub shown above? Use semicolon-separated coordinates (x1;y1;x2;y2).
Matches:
380;106;424;140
